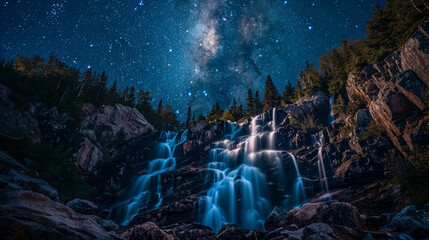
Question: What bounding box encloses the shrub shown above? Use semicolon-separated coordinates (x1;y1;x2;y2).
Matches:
361;120;382;140
0;136;93;201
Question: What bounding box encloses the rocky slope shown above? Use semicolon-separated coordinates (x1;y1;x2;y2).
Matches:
0;20;429;240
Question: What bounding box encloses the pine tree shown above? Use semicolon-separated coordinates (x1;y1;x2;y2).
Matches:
231;98;237;115
206;101;224;122
281;80;296;105
185;105;192;129
262;75;281;112
191;114;196;127
157;99;163;114
254;91;262;114
198;114;205;121
297;61;324;97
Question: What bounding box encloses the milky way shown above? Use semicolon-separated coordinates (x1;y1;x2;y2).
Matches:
0;0;385;119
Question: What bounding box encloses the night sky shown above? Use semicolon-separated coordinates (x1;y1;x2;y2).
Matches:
0;0;385;119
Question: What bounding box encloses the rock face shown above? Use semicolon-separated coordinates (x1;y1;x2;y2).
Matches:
0;190;114;240
121;222;174;240
347;20;429;158
81;103;154;141
282;91;330;124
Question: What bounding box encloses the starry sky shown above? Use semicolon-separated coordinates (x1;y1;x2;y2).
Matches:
0;0;385;119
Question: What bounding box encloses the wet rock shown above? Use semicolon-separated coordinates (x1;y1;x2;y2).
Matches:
265;206;288;231
81;103;154;141
385;205;429;235
121;222;174;240
0;190;113;240
279;202;366;230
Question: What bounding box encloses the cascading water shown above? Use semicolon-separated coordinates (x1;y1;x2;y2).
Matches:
288;153;306;206
313;132;332;201
199;108;307;233
111;130;188;225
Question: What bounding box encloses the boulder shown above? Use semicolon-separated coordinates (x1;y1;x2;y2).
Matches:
0;169;59;201
400;21;429;87
265;206;288;231
216;225;247;240
386;205;429;235
81;103;154;141
121;222;174;240
169;223;215;240
66;198;102;216
279;202;366;230
0;190;113;240
75;138;103;172
282;91;330;124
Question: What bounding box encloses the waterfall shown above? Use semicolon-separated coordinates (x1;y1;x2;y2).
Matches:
111;130;188;225
314;132;331;201
328;95;335;125
287;153;306;207
200;108;308;233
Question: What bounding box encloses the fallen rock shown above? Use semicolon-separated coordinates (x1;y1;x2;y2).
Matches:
121;222;174;240
386;205;429;235
0;190;113;240
265;206;288;231
279;202;366;230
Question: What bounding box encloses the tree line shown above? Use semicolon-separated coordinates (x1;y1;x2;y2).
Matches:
0;54;181;131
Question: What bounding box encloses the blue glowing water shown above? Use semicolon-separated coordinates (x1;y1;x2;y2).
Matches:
112;130;188;225
199;109;310;233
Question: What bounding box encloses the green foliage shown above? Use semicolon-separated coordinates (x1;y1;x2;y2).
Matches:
0;136;93;201
297;61;327;98
363;1;429;63
398;147;429;207
206;102;224;122
346;94;367;116
220;110;235;122
361;120;382;140
339;124;353;137
262;75;281;112
281;80;296;105
289;115;319;133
